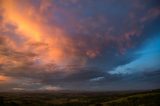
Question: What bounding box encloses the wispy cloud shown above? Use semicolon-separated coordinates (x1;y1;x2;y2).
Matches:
109;36;160;74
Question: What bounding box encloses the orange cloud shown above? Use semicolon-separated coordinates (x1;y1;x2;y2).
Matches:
0;0;88;71
1;0;46;42
86;50;99;58
0;75;11;83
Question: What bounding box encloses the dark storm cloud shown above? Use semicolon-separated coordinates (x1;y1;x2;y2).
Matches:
38;67;122;91
0;0;160;91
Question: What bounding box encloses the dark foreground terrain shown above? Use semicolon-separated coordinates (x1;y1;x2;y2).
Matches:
0;89;159;106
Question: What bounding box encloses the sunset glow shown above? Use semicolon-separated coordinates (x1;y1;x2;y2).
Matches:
0;0;160;91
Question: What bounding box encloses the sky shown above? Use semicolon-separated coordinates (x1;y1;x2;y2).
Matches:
0;0;160;91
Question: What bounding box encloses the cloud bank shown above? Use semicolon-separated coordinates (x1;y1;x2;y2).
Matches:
0;0;160;91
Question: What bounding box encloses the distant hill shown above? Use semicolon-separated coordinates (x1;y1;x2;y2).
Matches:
0;89;159;106
100;90;160;106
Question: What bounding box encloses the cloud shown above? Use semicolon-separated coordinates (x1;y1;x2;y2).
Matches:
0;75;11;83
0;0;159;91
89;77;105;82
109;36;160;74
0;0;88;67
39;85;62;91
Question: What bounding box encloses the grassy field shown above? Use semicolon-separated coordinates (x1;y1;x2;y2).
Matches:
0;89;159;106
